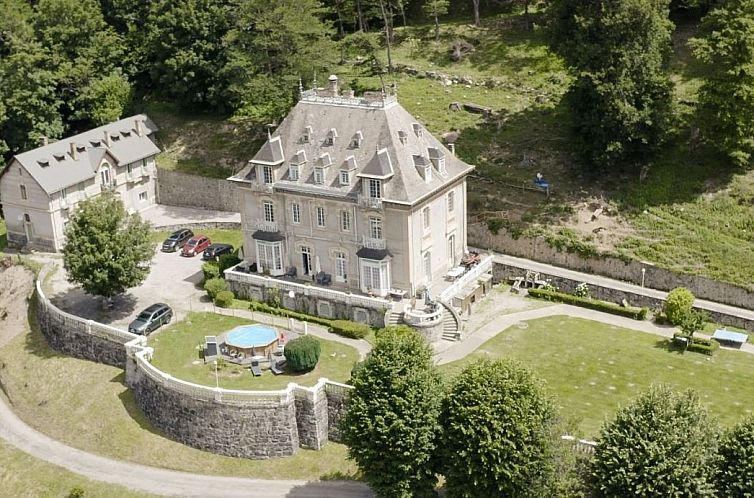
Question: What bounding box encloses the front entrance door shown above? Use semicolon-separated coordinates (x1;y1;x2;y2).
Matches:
301;246;312;276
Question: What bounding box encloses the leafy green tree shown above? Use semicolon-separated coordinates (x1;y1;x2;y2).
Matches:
548;0;675;169
77;71;133;125
0;0;34;57
439;359;557;498
590;385;719;497
679;309;709;336
340;328;442;498
423;0;449;42
223;0;336;122
691;0;754;168
284;335;321;371
714;415;754;497
63;195;154;300
664;287;696;325
144;0;234;108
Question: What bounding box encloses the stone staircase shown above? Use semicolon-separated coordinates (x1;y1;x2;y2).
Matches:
386;310;404;327
440;302;461;341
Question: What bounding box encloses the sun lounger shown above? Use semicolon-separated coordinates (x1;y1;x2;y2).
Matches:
250;360;262;377
270;359;286;375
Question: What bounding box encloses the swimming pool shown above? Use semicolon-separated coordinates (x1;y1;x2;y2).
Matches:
225;324;279;348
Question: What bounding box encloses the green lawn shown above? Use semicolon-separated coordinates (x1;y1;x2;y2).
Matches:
148;312;358;390
0;440;156;498
0;305;357;480
440;316;754;437
150;228;244;250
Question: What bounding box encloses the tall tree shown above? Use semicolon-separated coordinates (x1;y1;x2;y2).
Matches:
223;0;335;122
0;0;34;57
63;195;154;300
144;0;234;108
423;0;449;42
439;359;556;498
340;328;442;498
472;0;481;27
548;0;675;169
590;385;719;497
691;0;754;168
33;0;130;126
714;415;754;497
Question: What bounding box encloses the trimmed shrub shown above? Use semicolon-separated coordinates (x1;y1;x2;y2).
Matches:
329;320;370;339
214;290;234;308
671;333;720;356
218;253;242;276
664;287;695;325
284;335;321;372
714;416;754;497
204;277;228;299
528;288;648;320
202;262;220;281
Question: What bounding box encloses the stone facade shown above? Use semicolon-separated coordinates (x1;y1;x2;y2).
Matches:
157;169;240;213
470;223;754;310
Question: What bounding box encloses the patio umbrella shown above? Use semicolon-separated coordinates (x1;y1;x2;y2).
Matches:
315;255;321;274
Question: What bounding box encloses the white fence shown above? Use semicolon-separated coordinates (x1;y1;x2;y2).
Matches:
225;268;391;310
439;255;495;302
561;435;598;454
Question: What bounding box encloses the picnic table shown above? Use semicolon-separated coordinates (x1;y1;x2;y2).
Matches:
712;329;748;348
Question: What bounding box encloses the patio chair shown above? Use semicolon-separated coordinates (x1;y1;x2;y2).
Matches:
284;266;297;279
250;360;262;377
270;358;286;375
315;272;332;286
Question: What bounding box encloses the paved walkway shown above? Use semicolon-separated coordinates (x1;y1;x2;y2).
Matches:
0;393;372;497
141;204;240;228
491;252;754;323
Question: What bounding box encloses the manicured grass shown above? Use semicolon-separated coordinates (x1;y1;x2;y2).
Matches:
0;308;357;479
0;440;156;498
440;316;754;437
148;312;358;389
150;228;244;250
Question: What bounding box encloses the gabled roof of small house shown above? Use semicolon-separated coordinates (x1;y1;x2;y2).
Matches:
6;114;159;195
234;89;474;205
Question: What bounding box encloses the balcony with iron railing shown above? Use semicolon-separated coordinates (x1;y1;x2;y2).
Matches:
360;236;386;250
357;195;383;209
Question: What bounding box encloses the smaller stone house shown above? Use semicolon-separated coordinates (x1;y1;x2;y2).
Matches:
0;115;160;252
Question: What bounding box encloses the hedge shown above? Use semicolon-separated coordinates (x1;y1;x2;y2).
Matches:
671;333;720;356
284;335;321;372
214;290;235;308
204;278;228;299
527;288;649;320
202;262;220;281
247;299;373;339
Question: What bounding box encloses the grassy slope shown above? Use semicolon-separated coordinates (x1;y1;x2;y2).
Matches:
150;228;244;249
148;312;358;389
0;311;356;480
0;440;156;498
440;316;754;437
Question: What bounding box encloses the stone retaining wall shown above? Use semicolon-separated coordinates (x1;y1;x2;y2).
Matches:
470;223;754;310
493;262;754;331
156;169;239;213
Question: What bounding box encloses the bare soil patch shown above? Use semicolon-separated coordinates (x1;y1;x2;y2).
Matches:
0;260;34;348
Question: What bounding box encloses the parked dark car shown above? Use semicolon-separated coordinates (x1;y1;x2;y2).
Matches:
128;303;173;335
181;235;211;257
161;229;194;252
202;243;234;261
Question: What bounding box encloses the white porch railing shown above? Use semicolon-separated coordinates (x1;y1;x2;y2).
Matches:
439;254;494;302
360;236;386;250
225;267;390;310
357;195;383;209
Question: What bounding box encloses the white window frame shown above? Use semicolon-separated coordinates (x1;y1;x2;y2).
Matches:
335;251;348;282
314;167;324;185
291;203;301;224
447;234;456;267
340;170;350;185
262;165;274;184
263;200;275;222
100;167;111;186
447;191;455;213
19;185;27;200
316;206;326;228
369;216;382;240
139;191;148;202
360;259;391;296
423;206;431;230
368;179;382;198
256;240;284;275
289;163;299;181
341;210;351;232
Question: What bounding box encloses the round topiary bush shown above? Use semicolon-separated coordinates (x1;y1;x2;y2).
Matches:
284;335;321;372
664;287;696;325
214;290;234;308
204;277;228;299
202;262;220;281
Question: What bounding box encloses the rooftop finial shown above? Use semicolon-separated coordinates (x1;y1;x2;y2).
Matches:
298;77;304;96
313;72;318;91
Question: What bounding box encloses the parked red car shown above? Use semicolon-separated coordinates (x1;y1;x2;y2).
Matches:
181;235;211;257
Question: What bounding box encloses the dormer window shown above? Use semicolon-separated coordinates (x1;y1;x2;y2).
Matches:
325;128;338;146
368;179;382;199
412;123;422;137
398;130;408;144
340;170;350;185
262;165;274;184
427;147;447;176
413;154;432;183
53;153;66;162
302;125;313;143
314;167;325;185
351;131;363;148
289;163;300;181
319;153;332;168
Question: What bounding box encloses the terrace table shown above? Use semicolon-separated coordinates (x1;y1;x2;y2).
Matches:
712;329;748;348
445;266;466;280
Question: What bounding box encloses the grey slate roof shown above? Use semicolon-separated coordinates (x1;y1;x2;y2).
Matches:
235;94;474;205
9;114;159;194
252;136;285;164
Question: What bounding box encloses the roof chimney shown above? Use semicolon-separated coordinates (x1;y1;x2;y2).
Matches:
104;130;111;147
69;142;78;161
449;143;456;156
328;74;338;96
134;119;144;137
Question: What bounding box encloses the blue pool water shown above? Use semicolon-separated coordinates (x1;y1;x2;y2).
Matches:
226;325;278;348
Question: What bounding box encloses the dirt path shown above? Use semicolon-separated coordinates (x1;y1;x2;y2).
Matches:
0;262;34;348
